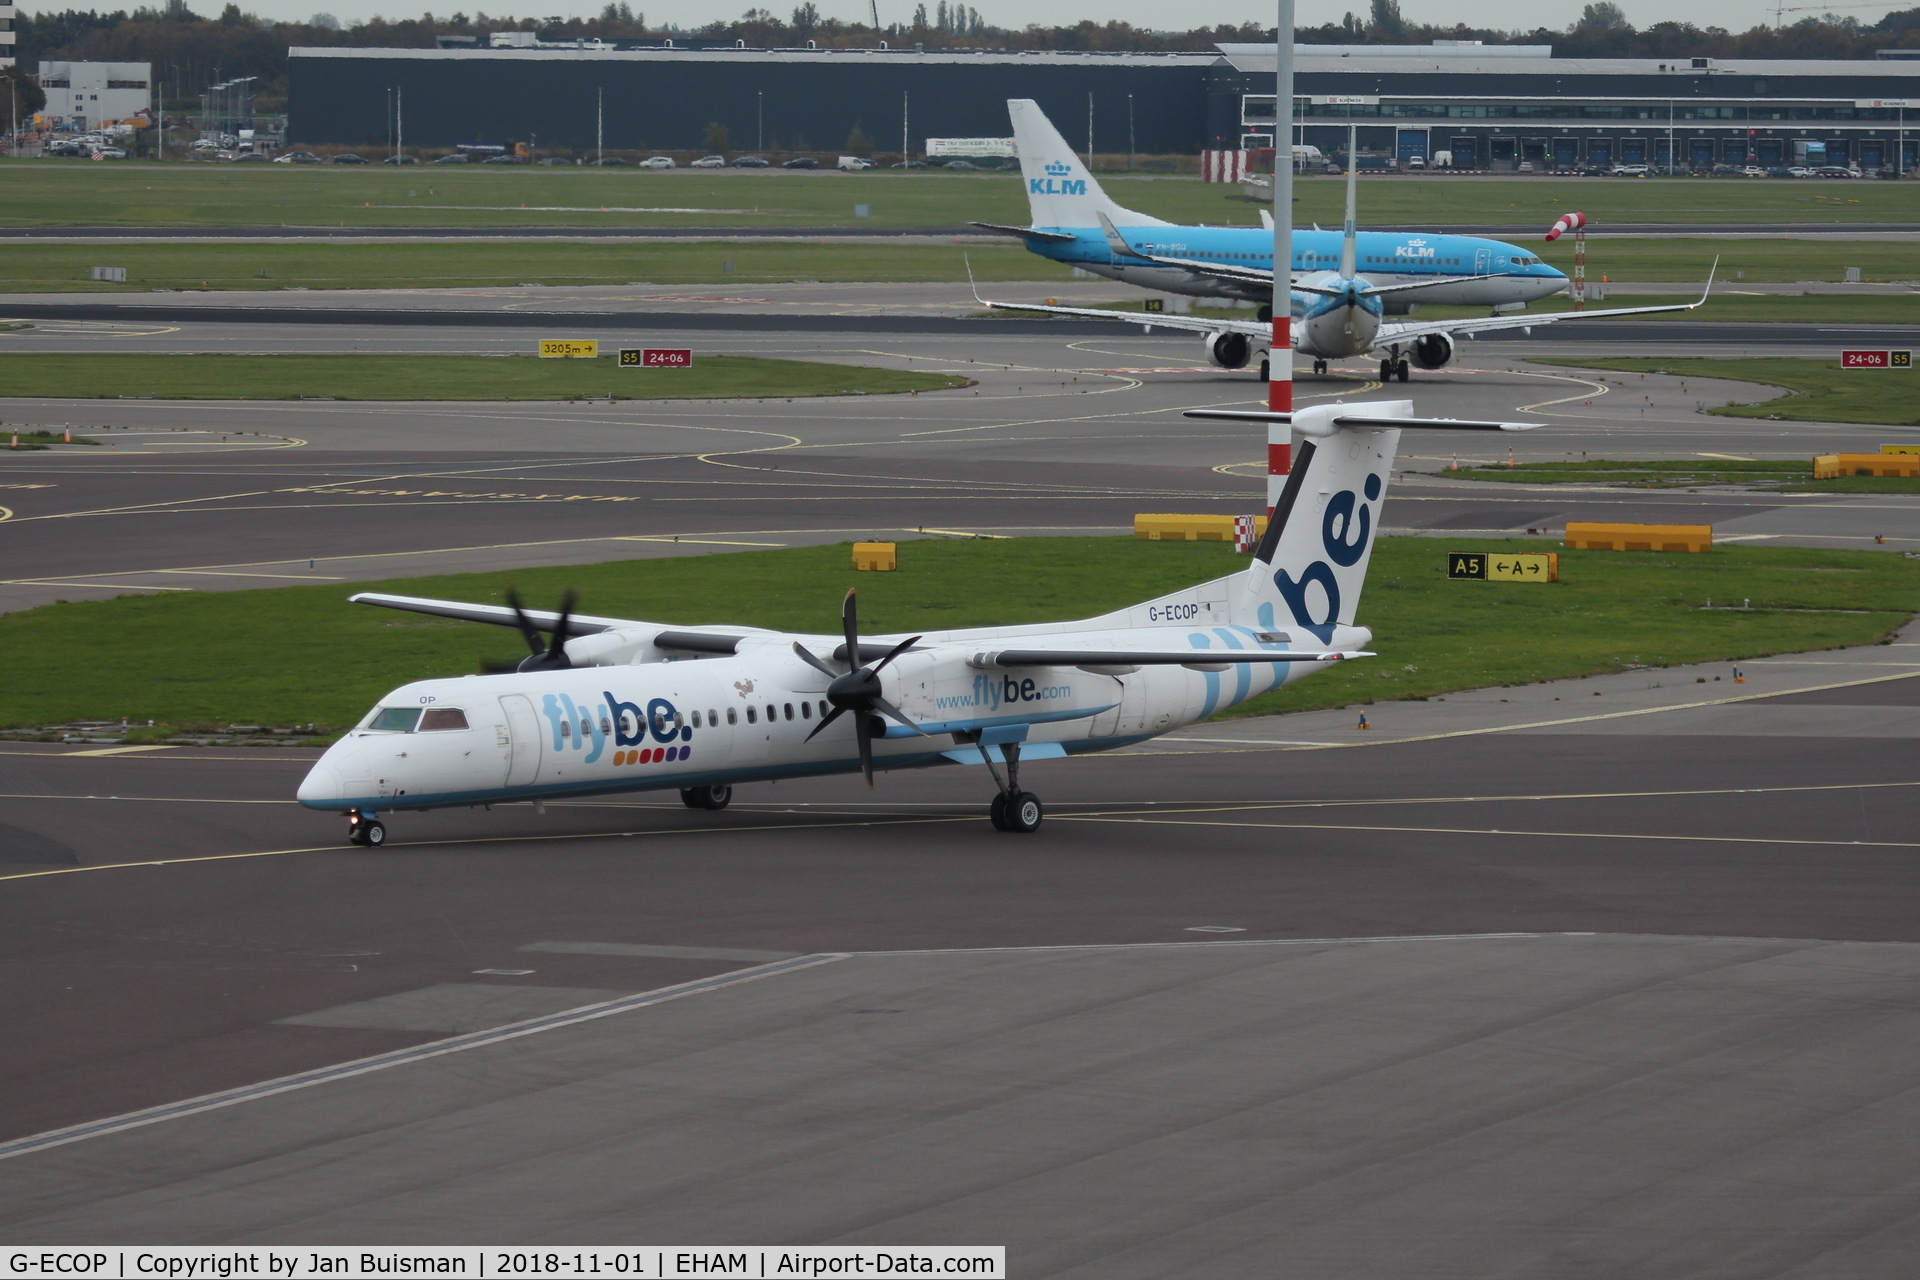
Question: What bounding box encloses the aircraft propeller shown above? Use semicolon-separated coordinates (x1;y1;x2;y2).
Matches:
791;589;927;787
483;587;578;673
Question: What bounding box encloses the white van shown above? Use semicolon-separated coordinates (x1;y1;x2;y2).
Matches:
837;155;874;170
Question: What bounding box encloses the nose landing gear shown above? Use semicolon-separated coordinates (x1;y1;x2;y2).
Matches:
1378;357;1411;383
346;809;386;847
976;739;1044;833
680;783;733;811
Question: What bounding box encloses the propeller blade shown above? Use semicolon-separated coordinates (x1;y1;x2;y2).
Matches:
870;696;929;737
792;642;840;680
805;705;846;742
840;588;860;673
869;634;922;675
546;589;578;664
504;587;544;658
854;711;875;788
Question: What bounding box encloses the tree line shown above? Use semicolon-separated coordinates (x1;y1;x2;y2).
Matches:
12;1;1920;113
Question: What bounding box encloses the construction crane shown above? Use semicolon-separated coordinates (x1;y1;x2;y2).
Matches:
1770;1;1902;25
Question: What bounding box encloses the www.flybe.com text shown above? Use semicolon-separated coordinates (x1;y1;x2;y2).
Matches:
935;674;1073;713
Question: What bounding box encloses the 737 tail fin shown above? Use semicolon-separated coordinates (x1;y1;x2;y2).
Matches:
1008;99;1169;231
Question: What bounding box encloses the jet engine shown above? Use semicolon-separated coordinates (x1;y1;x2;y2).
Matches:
1204;331;1252;371
1411;332;1454;370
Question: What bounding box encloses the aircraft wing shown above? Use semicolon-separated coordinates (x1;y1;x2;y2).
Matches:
967;221;1078;244
970;646;1370;668
1374;259;1718;349
977;295;1268;336
348;591;756;653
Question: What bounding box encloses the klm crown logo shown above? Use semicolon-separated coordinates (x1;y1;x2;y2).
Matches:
1030;158;1087;198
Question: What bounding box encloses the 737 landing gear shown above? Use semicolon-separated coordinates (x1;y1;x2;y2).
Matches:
1378;357;1411;383
1312;358;1328;375
977;740;1043;833
346;808;386;847
680;783;733;811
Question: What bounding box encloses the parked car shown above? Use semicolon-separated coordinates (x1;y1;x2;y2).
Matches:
226;151;265;162
1610;163;1649;177
1515;160;1536;173
780;156;818;169
331;152;370;164
483;154;524;164
1785;165;1813;177
731;155;770;167
1815;165;1858;178
382;154;419;165
538;156;574;165
590;156;626;166
91;146;129;160
689;155;726;168
273;151;322;164
1741;165;1767;178
637;155;675;169
941;159;979;170
890;159;928;169
432;153;469;164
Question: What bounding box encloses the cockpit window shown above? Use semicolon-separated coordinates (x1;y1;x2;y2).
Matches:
419;708;469;731
367;706;422;733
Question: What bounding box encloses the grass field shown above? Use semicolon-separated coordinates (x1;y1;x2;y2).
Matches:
0;353;966;400
1;236;1902;296
1;428;100;450
2;536;1911;738
1454;457;1920;494
2;161;1916;231
1546;356;1920;427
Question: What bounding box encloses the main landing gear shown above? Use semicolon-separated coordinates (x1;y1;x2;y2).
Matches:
1312;358;1328;375
977;740;1043;833
680;784;733;811
346;808;386;847
1378;357;1411;383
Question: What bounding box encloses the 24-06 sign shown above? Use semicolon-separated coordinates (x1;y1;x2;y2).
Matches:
620;348;694;368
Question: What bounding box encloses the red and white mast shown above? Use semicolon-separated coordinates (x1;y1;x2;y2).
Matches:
1266;0;1296;505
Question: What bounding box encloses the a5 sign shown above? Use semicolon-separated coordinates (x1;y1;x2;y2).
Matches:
1840;349;1913;369
619;348;694;368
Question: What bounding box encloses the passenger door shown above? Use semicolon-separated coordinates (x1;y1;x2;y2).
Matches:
499;694;542;787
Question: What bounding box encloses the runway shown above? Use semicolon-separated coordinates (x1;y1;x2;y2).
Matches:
4;282;1919;1265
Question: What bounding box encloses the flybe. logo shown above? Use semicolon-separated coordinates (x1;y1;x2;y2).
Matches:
1030;159;1087;197
1272;472;1381;643
1395;238;1437;258
539;690;691;765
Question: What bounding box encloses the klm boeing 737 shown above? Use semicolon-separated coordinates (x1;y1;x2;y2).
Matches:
973;99;1567;317
976;105;1714;380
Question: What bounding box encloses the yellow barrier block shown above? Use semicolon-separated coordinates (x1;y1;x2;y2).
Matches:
1565;522;1712;553
1134;514;1237;541
852;542;897;571
1815;453;1920;478
1882;444;1920;456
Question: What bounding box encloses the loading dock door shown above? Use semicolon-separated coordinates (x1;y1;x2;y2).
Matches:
1448;135;1479;168
1553;137;1579;168
1756;138;1783;165
1587;138;1613;166
1688;138;1715;169
1620;138;1646;164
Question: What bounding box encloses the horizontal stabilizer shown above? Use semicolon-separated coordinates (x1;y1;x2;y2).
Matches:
968;221;1077;244
1184;409;1540;433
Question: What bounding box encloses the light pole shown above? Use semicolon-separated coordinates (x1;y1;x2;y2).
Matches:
1127;93;1135;170
1667;98;1674;174
901;90;909;163
596;86;603;164
1086;91;1093;168
757;90;763;151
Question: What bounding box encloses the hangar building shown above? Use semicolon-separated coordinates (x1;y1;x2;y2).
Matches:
287;41;1920;172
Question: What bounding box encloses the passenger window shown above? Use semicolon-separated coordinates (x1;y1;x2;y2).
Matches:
560;721;571;740
709;708;718;726
599;716;611;735
692;711;702;728
418;708;469;731
368;706;422;732
800;701;811;720
746;706;757;724
725;708;736;725
784;703;793;721
819;700;829;718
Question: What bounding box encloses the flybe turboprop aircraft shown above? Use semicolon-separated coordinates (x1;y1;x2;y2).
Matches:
978;121;1717;382
298;401;1538;845
972;99;1567;316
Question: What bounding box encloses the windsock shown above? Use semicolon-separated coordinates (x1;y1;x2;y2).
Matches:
1545;210;1587;242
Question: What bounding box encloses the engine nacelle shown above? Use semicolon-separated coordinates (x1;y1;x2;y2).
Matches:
1411;332;1454;370
1205;331;1253;370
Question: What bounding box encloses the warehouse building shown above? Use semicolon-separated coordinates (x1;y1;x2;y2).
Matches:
36;61;153;132
287;41;1920;172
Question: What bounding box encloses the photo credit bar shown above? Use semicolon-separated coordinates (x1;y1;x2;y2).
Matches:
4;1250;1006;1280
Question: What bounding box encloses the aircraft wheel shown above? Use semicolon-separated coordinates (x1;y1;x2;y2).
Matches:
1379;359;1394;382
989;792;1011;831
1256;304;1272;323
1396;360;1411;383
1005;792;1044;834
1312;360;1327;375
350;818;385;847
680;784;732;811
1258;358;1270;382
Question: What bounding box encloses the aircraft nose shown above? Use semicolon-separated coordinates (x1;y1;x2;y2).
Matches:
297;761;343;808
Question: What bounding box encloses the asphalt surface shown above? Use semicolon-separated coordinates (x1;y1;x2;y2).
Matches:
1;638;1917;1263
3;284;1920;1263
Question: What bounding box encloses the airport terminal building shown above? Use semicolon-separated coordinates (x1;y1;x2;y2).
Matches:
287;40;1920;172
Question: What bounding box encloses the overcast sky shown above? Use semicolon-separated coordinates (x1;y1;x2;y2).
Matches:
20;0;1908;36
